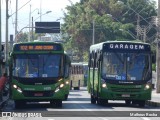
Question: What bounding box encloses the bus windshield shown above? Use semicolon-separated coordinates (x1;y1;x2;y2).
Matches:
12;54;62;78
102;52;151;81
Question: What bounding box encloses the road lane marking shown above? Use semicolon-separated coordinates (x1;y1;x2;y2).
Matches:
141;117;150;120
98;117;109;120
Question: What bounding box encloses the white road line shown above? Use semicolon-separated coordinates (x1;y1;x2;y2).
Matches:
98;117;109;120
141;117;151;120
80;105;91;111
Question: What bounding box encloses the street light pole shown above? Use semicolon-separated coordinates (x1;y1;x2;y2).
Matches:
15;0;18;43
92;20;95;45
156;0;160;93
5;0;9;73
107;14;136;39
0;0;2;76
119;29;136;39
28;5;31;42
28;7;39;42
136;14;140;40
40;0;42;21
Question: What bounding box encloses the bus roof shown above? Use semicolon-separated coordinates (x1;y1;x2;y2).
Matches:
90;41;150;52
13;41;63;45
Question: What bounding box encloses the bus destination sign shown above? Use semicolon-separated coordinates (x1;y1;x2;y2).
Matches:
14;44;62;51
104;43;150;51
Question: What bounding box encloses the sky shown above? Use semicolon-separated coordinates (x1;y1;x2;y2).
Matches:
0;0;158;42
1;0;80;42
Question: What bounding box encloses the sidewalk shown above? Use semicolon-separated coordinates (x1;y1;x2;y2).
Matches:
146;89;160;107
0;94;9;111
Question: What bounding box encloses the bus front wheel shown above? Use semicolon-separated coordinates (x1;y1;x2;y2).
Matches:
125;100;131;105
91;95;96;104
64;94;68;100
138;100;145;107
15;100;26;109
97;98;108;105
50;100;62;108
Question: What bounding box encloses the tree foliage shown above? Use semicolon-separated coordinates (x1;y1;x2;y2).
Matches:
62;0;157;62
16;32;39;42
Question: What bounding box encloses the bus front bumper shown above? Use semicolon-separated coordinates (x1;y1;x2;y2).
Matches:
100;88;151;100
11;87;66;101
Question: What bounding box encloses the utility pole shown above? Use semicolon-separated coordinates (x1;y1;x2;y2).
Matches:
28;5;31;42
32;17;34;40
15;0;18;43
92;20;95;45
143;27;146;43
5;0;9;73
39;0;42;40
156;0;160;93
136;14;140;40
40;0;42;21
0;0;2;76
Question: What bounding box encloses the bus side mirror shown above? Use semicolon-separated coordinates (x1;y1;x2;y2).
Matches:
98;55;102;61
9;52;12;57
152;54;156;64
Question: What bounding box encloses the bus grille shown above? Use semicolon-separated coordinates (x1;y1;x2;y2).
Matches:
110;87;141;92
23;91;53;97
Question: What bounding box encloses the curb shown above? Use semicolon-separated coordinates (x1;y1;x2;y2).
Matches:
146;100;160;107
0;97;9;111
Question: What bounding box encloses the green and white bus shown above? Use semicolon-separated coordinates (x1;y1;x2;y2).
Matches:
9;41;71;108
88;41;152;107
70;63;84;90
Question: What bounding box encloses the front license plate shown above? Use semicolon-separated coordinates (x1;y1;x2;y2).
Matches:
122;94;130;97
34;93;43;96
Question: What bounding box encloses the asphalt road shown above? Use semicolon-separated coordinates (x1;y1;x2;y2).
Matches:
1;87;160;120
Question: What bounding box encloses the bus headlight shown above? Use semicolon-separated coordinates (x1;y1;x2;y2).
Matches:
66;81;69;84
13;84;22;93
60;84;64;88
55;87;60;92
102;83;107;88
17;87;22;93
13;84;18;89
58;78;63;81
144;84;150;90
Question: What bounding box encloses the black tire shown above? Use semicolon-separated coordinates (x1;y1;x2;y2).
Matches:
132;100;137;104
15;100;26;109
125;100;131;105
138;100;145;107
50;100;62;108
56;100;62;107
64;94;68;100
50;100;56;107
91;95;96;104
74;87;80;90
97;98;107;105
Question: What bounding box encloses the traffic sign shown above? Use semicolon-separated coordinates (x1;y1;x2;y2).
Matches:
35;22;60;33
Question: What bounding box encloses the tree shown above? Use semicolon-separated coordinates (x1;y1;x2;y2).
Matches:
17;32;28;42
61;0;157;62
16;31;39;42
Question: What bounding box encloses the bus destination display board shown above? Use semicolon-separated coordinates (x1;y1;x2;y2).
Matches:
103;43;150;51
14;44;62;51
